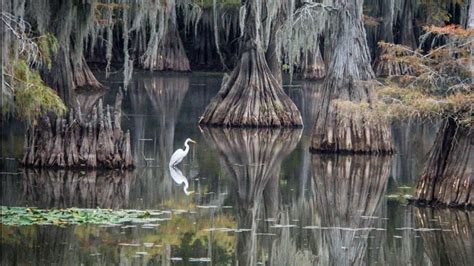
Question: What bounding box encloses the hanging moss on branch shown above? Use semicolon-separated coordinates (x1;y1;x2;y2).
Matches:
140;0;191;71
199;0;302;127
22;91;133;169
33;0;105;94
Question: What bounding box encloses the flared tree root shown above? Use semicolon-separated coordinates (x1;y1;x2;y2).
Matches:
141;22;190;71
199;49;302;127
310;107;394;154
22;92;133;169
303;50;326;80
413;118;473;208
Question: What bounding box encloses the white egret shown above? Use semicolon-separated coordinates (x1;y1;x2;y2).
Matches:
169;166;193;195
169;138;197;167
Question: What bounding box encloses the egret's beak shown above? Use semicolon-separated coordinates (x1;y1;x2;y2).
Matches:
190;139;197;144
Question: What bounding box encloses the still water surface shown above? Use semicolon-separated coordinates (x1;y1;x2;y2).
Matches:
1;72;472;265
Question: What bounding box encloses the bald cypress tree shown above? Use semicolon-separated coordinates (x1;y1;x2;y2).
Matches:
310;0;394;154
199;0;302;127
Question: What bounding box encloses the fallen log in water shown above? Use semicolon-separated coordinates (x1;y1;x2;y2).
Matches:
22;92;133;169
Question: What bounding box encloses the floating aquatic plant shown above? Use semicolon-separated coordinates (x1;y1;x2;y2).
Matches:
0;206;167;226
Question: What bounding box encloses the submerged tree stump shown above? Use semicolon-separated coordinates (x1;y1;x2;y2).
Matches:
310;1;394;154
199;0;302;127
22;92;133;169
413;118;473;208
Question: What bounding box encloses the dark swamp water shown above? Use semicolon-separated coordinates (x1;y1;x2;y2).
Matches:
1;72;472;265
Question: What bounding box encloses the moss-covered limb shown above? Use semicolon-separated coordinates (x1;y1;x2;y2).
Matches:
22;92;134;169
310;1;394;154
413;118;473;208
1;8;66;120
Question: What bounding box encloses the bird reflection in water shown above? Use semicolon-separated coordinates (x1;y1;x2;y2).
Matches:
169;165;194;195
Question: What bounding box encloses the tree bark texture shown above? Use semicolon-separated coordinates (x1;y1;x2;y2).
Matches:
22;91;133;169
413;118;473;208
199;0;302;127
310;0;394;154
303;49;326;80
396;0;417;48
140;18;190;71
38;0;104;95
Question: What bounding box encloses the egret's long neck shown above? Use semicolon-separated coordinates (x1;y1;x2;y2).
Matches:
183;141;190;154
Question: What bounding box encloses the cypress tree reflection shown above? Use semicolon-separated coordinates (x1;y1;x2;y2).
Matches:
202;127;302;265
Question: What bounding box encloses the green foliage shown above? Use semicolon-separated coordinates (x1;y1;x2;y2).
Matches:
36;33;59;70
385;186;415;203
2;27;65;123
0;206;167;226
8;60;66;123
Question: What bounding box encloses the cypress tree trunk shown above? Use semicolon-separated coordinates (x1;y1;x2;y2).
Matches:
413;118;473;208
38;0;104;95
397;0;417;48
22;92;133;169
140;20;190;71
310;0;394;154
302;49;326;80
199;0;302;127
